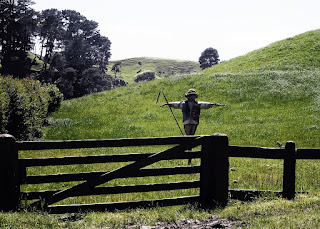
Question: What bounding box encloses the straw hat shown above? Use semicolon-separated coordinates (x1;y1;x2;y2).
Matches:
185;89;198;98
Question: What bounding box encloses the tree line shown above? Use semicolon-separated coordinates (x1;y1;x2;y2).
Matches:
0;0;220;100
0;0;126;99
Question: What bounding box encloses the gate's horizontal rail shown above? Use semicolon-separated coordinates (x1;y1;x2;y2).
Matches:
47;195;200;214
21;181;200;200
19;151;202;167
16;136;201;150
21;166;201;184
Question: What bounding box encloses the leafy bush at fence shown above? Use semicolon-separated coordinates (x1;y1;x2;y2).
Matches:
0;76;63;140
0;86;9;133
134;71;156;83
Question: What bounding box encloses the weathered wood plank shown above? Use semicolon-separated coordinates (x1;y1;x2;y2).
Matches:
19;151;202;167
296;149;320;159
283;141;296;200
21;166;201;184
19;153;153;167
200;134;229;208
21;181;200;200
0;134;20;211
230;146;320;159
47;195;200;213
17;136;202;151
229;145;285;159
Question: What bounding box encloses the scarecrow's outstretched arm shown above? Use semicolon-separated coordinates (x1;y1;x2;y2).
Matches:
210;102;226;106
161;102;182;108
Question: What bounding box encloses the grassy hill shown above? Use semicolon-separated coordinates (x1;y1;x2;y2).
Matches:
205;29;320;73
106;57;201;84
4;29;320;228
44;29;320;148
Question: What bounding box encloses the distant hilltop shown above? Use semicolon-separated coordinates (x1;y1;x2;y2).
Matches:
106;57;201;84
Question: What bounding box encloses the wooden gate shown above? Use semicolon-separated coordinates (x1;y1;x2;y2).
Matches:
0;134;229;213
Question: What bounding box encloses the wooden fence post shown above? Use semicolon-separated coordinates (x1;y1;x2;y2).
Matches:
283;141;296;200
0;134;20;211
200;134;229;208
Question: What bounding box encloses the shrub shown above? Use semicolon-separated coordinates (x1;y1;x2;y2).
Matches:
0;87;9;133
79;68;114;95
55;67;77;99
113;77;128;88
134;72;156;83
0;76;63;140
43;83;64;116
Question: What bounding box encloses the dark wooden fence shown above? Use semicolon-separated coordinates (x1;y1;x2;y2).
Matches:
1;133;320;213
0;134;229;213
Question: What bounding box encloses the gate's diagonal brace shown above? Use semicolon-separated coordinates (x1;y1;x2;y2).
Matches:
28;136;204;209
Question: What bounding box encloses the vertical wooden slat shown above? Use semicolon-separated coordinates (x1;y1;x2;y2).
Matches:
0;134;20;211
200;134;229;207
283;141;296;200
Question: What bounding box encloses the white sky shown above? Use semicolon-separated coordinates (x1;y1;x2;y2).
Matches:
32;0;320;62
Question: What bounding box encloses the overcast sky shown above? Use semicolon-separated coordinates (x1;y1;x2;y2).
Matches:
32;0;320;62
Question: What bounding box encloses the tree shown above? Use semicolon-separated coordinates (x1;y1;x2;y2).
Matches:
78;68;112;95
0;0;38;77
38;9;64;71
111;61;121;77
55;67;77;99
36;9;112;98
199;47;220;70
137;61;142;73
36;52;66;84
61;10;111;72
95;35;111;71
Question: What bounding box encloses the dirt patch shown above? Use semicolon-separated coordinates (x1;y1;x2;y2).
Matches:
124;216;236;228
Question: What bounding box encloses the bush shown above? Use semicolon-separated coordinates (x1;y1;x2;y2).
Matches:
0;87;9;133
43;83;64;116
113;77;128;88
55;67;77;99
53;68;126;99
134;71;156;83
78;68;114;95
0;76;63;140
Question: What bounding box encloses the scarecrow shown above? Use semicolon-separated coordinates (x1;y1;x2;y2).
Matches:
161;89;224;135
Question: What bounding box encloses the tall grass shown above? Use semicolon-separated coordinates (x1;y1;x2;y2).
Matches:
11;69;319;228
2;29;320;228
205;29;320;74
34;68;320;206
43;70;320;147
17;69;318;228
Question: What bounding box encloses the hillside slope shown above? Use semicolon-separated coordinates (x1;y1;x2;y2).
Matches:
45;70;320;147
205;29;320;74
106;57;201;84
37;29;320;228
44;29;320;148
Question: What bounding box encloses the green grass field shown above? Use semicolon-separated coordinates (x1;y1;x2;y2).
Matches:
106;57;201;84
1;29;320;228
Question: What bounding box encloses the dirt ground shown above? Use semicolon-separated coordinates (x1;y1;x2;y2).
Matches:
122;216;237;228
